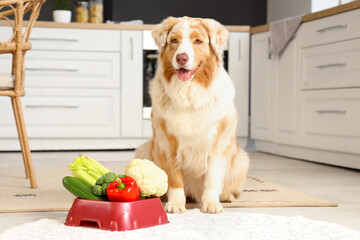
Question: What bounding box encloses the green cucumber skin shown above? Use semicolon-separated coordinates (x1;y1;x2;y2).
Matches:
62;176;106;201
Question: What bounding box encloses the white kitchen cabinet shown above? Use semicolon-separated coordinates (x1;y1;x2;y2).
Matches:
300;8;360;48
0;51;120;89
250;32;274;141
29;27;121;52
0;88;120;138
297;10;360;157
250;31;299;145
274;35;300;145
228;32;250;138
300;38;360;90
120;30;143;137
251;7;360;169
0;26;122;150
300;88;360;154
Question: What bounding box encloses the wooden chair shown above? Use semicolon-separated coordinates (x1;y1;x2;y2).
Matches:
0;0;46;188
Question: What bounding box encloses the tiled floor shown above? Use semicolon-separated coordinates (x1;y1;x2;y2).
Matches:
0;150;359;233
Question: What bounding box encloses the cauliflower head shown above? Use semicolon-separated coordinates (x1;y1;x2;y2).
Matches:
125;158;168;197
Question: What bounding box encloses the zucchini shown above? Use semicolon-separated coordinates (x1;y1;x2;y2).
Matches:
62;176;106;201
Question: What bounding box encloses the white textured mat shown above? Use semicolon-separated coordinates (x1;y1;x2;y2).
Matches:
1;209;359;240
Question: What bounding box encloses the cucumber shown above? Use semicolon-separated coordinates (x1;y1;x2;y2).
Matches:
62;176;106;201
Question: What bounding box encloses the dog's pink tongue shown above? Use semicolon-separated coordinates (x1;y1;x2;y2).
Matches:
176;68;192;81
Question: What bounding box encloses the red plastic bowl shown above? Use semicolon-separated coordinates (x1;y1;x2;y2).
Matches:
65;198;169;231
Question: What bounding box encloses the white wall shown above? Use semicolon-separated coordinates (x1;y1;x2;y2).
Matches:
267;0;311;23
267;0;356;23
311;0;339;12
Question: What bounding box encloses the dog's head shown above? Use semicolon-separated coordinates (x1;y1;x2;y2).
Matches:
152;17;229;87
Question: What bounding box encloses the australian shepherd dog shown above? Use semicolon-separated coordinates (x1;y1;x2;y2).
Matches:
136;16;249;214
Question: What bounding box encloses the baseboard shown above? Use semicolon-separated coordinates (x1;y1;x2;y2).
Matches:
0;138;150;151
255;140;360;170
0;137;250;152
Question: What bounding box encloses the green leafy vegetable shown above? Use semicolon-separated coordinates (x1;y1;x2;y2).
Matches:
68;155;111;186
92;185;103;196
96;172;117;185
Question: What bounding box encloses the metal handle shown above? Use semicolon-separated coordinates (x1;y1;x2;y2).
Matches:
146;54;158;59
29;37;79;42
238;38;241;61
25;67;79;72
268;37;272;60
316;24;347;33
130;37;134;60
25;104;79;109
316;63;347;69
316;110;346;114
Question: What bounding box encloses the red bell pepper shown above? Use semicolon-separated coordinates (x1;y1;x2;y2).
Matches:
107;176;140;202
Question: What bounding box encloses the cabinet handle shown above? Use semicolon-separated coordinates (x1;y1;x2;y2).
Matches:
130;37;134;60
25;67;79;72
316;24;347;33
25;104;79;109
238;38;241;61
315;110;346;114
268;37;272;60
29;37;79;42
316;63;347;69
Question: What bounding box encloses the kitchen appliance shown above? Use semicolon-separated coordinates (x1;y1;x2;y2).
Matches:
142;30;228;120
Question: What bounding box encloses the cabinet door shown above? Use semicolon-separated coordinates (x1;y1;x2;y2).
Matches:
0;88;120;138
30;27;121;52
121;31;143;137
274;36;299;145
228;32;249;138
301;89;360;154
250;32;274;141
0;51;120;89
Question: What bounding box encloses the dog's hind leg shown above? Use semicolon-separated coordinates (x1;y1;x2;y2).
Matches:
220;145;249;202
135;140;153;160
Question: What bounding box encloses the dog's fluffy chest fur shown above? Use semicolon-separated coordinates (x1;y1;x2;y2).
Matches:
150;66;237;176
151;66;235;141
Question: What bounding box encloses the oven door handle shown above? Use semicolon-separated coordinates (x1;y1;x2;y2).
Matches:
146;54;158;59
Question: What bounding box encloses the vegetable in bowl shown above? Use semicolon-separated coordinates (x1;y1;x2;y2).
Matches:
63;156;168;202
125;159;168;197
68;155;111;186
92;172;126;197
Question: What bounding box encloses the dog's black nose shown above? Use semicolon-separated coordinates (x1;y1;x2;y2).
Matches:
176;53;189;65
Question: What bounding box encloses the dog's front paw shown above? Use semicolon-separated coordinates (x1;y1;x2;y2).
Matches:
201;202;223;214
165;202;186;213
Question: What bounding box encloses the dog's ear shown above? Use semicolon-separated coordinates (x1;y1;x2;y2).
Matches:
152;17;180;51
200;18;229;58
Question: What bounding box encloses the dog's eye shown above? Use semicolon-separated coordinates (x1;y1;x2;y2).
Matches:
171;38;178;43
194;39;203;44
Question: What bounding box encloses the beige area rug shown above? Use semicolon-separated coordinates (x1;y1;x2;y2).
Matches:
0;167;337;213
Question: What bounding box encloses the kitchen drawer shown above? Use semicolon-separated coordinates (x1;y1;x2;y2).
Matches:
0;88;120;138
300;8;360;48
0;51;120;88
302;89;360;154
301;38;360;90
29;27;120;52
0;26;120;52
